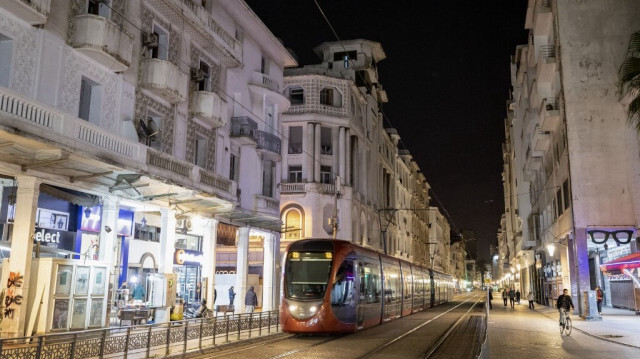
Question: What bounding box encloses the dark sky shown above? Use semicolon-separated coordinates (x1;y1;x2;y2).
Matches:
245;1;529;261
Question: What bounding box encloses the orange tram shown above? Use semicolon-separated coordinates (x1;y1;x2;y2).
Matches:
280;239;454;334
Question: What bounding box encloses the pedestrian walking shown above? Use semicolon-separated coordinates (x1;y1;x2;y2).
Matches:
595;286;604;314
502;289;508;307
516;289;521;304
245;286;258;313
508;288;516;308
228;286;236;306
527;291;535;309
489;287;494;309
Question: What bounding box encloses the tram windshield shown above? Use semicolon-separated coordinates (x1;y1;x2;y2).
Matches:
285;251;333;300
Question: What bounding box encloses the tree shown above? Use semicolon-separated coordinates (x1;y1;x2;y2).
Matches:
618;31;640;130
475;258;490;288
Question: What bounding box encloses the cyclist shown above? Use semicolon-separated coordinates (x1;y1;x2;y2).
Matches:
556;289;574;328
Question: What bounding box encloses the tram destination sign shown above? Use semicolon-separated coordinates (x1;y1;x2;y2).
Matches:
33;227;77;252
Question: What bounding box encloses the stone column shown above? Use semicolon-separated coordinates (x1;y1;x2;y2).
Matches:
235;227;250;313
155;208;176;323
569;228;591;316
314;123;321;183
100;196;119;306
262;233;276;311
345;129;351;186
332;127;339;180
201;219;218;307
281;127;289;182
338;127;346;181
305;123;315;182
2;176;40;337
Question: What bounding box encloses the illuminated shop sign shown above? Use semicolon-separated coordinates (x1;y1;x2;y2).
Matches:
33;227;77;252
174;249;203;265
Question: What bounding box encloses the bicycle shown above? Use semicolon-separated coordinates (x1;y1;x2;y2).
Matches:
559;309;572;336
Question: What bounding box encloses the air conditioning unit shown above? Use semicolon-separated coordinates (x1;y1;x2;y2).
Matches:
142;32;158;48
191;68;205;82
176;219;192;232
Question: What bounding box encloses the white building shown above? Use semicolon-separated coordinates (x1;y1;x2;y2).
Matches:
0;0;294;337
504;0;640;314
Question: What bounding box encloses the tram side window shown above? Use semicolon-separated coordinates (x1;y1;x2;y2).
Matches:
384;266;400;303
364;261;381;304
331;258;355;306
403;269;412;300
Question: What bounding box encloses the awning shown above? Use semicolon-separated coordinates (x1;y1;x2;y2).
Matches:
40;184;99;208
600;252;640;273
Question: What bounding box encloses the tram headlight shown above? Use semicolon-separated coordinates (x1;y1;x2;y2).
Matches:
289;304;298;312
309;306;317;313
286;300;323;320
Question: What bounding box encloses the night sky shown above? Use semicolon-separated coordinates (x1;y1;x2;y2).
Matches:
245;1;529;261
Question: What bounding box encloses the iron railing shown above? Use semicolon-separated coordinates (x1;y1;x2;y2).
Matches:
0;310;280;359
230;116;258;139
255;130;281;155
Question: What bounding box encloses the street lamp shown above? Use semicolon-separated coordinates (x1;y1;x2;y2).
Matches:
547;243;555;257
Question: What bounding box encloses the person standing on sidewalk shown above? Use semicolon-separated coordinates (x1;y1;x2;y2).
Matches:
516;289;521;304
527;291;535;309
488;287;493;309
229;286;236;306
502;289;508;307
508;288;516;308
595;286;604;314
245;286;258;313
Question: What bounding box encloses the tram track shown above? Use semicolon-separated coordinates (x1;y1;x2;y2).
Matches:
356;292;485;359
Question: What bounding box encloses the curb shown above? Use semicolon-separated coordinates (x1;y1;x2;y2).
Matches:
532;308;640;350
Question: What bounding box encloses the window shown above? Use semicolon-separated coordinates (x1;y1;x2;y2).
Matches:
333;51;357;62
151;25;169;60
320;166;332;184
320;88;334;106
562;180;570;210
145;112;163;151
88;0;111;18
289;87;304;105
284;209;302;239
78;77;102;123
556;189;563;216
0;34;13;87
262;160;275;197
194;135;207;168
229;153;239;181
331;256;356;323
288;166;302;183
288;126;302;154
320;127;332;155
197;61;212;92
260;56;268;75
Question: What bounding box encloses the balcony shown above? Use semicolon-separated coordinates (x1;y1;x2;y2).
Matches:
536;45;557;88
254;195;280;217
189;91;227;128
533;0;553;40
532;125;551;153
280;183;306;193
230;116;258;145
1;0;50;25
539;98;560;131
255;130;281;159
71;14;133;73
248;72;289;110
140;59;188;104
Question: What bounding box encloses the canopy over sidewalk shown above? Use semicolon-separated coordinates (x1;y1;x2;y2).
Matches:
600;252;640;273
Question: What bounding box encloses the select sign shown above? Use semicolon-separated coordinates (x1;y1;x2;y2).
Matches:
33;227;77;252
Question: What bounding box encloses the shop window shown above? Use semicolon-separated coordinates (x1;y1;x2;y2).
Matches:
78;77;102;124
288;166;302;183
288;126;303;153
0;34;13;87
175;233;202;251
283;208;303;239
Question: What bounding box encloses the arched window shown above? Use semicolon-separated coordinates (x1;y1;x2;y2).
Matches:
320;87;342;107
283;207;304;239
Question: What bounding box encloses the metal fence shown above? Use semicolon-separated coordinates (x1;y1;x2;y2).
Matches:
0;310;280;359
477;290;490;359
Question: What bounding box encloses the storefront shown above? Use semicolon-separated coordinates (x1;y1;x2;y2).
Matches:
174;232;205;303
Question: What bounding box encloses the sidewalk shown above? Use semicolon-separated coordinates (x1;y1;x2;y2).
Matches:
487;300;640;358
536;304;640;348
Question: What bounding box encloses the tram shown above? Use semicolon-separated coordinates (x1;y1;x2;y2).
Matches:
280;239;454;334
